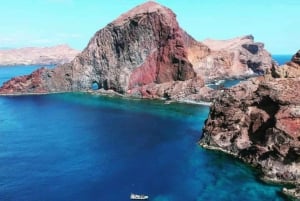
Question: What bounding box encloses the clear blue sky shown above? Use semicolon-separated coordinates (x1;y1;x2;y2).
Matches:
0;0;299;54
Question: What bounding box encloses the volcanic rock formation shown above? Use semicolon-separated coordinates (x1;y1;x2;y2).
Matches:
0;1;273;101
0;45;79;66
200;35;273;81
200;50;300;200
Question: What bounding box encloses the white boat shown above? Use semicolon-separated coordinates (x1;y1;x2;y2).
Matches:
130;193;149;200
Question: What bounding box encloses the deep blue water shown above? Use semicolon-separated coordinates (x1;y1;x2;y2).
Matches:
272;55;293;65
0;65;285;201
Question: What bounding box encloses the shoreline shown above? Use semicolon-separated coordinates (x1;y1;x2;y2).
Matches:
0;85;297;200
0;90;213;106
0;89;297;200
199;143;299;201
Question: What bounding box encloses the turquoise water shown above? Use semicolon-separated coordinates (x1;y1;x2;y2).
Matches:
0;65;285;201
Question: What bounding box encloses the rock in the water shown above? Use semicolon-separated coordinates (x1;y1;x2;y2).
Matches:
0;1;273;102
0;45;79;66
200;51;300;200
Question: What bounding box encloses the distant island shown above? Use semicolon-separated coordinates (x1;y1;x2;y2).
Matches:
0;44;79;66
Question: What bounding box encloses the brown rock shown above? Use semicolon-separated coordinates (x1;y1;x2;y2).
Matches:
272;50;300;78
199;35;273;81
128;76;205;101
0;68;47;94
200;52;300;200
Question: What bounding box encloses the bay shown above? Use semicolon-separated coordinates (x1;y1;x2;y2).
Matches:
0;65;285;201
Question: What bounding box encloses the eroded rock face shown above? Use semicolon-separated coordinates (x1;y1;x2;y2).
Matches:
0;1;273;101
0;2;200;95
199;35;273;81
200;51;300;199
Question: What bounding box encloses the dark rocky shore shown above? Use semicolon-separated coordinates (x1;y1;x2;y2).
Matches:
200;51;300;200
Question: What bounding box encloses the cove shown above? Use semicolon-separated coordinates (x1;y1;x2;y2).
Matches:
0;92;285;201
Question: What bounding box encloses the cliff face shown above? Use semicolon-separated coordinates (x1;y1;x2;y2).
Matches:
0;45;79;66
200;50;300;199
199;35;273;81
71;1;199;94
0;1;273;100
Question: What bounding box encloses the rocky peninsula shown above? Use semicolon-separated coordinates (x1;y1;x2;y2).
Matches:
0;1;272;101
0;45;79;66
200;51;300;200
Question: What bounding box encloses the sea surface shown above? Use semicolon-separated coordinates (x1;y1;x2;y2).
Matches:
0;59;289;201
272;55;293;65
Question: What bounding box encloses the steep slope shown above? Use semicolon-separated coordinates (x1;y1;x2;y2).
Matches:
0;45;79;66
200;50;300;199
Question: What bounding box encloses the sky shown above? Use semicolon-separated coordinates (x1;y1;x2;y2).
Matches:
0;0;299;54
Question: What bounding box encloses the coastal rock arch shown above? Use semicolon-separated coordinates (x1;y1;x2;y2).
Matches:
91;81;100;90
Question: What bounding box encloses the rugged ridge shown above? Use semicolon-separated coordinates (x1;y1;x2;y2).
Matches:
200;50;300;200
199;35;273;81
0;45;79;66
0;1;273;101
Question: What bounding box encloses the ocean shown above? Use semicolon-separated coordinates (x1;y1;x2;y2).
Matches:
0;56;290;201
272;55;293;65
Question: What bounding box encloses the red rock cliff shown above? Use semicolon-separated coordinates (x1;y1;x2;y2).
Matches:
0;1;201;95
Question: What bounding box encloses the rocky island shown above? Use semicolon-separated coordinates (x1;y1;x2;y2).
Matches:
0;1;272;101
200;51;300;200
0;44;79;66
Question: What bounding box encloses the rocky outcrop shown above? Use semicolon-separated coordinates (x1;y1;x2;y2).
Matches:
0;1;273;102
0;45;79;66
272;50;300;79
198;35;273;81
292;50;300;65
0;2;199;95
200;50;300;200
